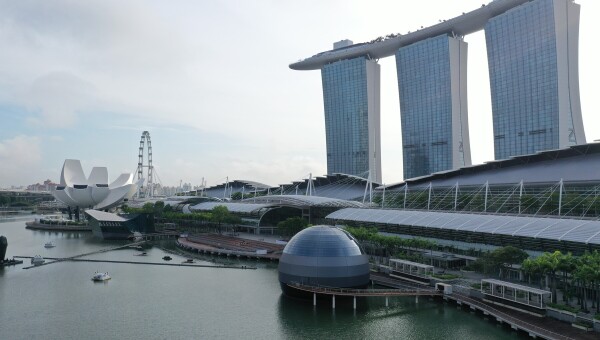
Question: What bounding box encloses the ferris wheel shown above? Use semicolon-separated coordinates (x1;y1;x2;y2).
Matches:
136;131;154;198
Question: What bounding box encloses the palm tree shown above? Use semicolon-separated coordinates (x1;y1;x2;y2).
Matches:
557;252;576;305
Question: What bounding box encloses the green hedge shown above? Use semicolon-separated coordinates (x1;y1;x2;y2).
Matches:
547;302;580;314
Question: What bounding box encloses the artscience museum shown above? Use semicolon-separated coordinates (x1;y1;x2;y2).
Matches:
52;159;140;210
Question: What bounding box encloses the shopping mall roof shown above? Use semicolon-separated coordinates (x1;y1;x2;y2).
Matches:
245;195;366;208
327;208;600;245
189;195;366;214
384;143;600;189
190;202;271;214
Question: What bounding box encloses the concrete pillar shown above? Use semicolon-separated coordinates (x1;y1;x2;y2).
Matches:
332;295;335;309
313;293;316;306
415;295;419;303
385;296;388;307
353;296;356;310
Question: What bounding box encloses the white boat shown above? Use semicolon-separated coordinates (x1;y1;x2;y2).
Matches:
44;241;56;248
31;255;45;265
128;232;143;242
91;272;111;282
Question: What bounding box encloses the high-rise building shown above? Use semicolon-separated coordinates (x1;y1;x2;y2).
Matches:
396;35;471;179
321;47;382;183
485;0;585;160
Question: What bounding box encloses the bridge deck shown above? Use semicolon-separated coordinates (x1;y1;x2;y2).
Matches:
287;282;439;297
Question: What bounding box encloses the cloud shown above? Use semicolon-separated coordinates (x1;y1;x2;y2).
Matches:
20;71;97;128
0;135;43;186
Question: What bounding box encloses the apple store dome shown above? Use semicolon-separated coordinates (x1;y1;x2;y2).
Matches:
278;225;370;295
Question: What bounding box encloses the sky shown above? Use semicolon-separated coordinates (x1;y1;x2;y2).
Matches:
0;0;599;189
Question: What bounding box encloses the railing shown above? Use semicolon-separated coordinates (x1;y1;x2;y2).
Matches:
288;282;439;296
453;293;575;340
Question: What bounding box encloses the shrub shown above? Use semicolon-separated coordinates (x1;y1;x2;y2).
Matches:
547;302;580;314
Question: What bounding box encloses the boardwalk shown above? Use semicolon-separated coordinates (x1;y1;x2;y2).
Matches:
286;282;439;310
447;293;578;340
288;282;439;297
294;274;598;339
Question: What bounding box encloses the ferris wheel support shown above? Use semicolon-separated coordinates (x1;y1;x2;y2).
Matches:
136;131;154;198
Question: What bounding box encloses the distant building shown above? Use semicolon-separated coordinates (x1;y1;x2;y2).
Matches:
321;47;381;183
485;0;585;159
396;35;471;179
291;0;586;180
52;159;140;210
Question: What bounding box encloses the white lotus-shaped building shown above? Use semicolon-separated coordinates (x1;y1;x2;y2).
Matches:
52;159;141;210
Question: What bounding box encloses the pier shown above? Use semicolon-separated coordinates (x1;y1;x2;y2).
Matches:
441;292;582;340
287;282;439;310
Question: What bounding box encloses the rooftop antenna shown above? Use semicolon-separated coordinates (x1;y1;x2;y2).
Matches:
362;171;372;204
306;173;314;196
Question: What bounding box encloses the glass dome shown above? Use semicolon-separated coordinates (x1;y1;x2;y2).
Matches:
283;225;364;257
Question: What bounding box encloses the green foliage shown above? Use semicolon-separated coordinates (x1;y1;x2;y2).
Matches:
277;217;309;237
231;192;243;201
9;201;32;207
522;250;600;307
432;273;460;280
490;246;528;267
466;246;527;276
344;226;437;258
153;201;165;217
142;202;154;213
547;302;580;314
162;211;212;221
210;205;230;226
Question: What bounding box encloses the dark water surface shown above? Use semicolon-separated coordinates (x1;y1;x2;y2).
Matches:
0;217;524;339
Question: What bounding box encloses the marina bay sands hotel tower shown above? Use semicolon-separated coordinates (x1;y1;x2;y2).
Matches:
290;0;584;181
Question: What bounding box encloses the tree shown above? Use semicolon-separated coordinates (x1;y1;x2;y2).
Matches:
153;201;165;217
142;202;154;213
210;206;231;233
557;252;576;305
490;246;528;278
536;251;563;303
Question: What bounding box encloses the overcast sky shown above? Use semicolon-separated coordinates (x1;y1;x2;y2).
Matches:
0;0;598;188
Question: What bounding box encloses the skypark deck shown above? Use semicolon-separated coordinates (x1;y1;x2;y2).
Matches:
290;0;528;70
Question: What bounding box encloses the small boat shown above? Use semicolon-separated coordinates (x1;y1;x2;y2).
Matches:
134;252;147;256
31;255;45;265
182;258;194;264
162;256;172;261
128;232;143;242
44;241;56;248
91;272;111;282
